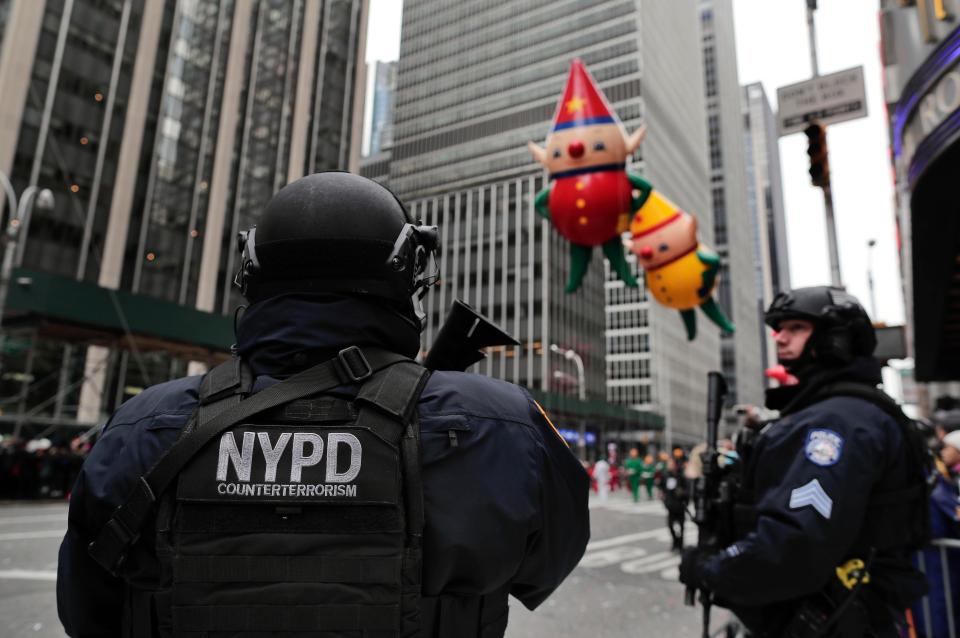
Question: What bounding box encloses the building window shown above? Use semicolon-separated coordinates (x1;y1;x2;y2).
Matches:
712;187;727;245
703;45;716;98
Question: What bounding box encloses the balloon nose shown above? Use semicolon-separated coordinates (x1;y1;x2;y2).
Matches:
568;141;585;158
639;246;654;260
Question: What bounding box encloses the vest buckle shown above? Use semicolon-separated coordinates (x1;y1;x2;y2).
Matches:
337;346;373;382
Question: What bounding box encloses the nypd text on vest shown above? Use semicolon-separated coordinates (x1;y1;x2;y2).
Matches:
216;431;362;498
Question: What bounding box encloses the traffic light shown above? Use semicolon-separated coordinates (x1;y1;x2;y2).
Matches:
804;122;829;188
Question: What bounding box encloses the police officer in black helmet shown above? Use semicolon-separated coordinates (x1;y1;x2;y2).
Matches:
679;286;930;637
57;172;590;637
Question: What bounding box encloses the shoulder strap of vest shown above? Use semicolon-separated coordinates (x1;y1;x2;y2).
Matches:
816;382;930;520
814;381;907;424
88;346;410;576
351;360;431;542
352;360;432;637
190;357;254;434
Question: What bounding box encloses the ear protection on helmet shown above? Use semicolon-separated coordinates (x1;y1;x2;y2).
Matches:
232;221;441;307
233;227;261;297
385;223;440;298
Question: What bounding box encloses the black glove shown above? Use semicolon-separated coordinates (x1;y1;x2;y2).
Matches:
679;546;714;589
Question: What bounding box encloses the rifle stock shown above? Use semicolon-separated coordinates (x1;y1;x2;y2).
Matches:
424;299;520;372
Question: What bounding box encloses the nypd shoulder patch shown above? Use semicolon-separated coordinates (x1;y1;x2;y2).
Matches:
804;428;843;467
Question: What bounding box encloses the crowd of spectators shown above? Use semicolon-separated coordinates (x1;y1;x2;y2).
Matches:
0;435;90;500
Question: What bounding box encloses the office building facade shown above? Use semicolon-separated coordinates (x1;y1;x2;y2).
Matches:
697;0;764;416
392;0;714;447
0;0;368;431
741;82;791;369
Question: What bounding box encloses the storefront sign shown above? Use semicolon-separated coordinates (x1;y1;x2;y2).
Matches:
899;53;960;175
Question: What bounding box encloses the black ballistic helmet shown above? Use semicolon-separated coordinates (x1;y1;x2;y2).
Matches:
234;172;439;327
765;286;877;366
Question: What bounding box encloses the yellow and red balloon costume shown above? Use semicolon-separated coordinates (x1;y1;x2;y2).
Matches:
624;191;734;340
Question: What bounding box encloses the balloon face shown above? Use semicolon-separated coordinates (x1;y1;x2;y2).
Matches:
543;124;630;175
630;213;697;270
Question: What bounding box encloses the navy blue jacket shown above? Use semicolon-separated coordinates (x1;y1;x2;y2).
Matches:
57;295;590;637
702;358;926;630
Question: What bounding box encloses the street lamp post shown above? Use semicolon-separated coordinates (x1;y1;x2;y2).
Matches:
550;343;587;457
0;171;55;366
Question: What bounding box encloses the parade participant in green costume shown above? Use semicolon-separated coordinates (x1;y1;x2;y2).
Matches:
641;454;657;500
624;448;645;503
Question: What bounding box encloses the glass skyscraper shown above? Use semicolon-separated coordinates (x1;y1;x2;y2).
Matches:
0;0;367;432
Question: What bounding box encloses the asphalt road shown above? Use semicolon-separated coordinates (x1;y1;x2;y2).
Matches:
0;492;739;637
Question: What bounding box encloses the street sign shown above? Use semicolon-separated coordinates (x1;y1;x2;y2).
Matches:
777;66;867;136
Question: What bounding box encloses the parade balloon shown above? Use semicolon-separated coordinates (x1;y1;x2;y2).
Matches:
624;191;735;340
528;58;648;293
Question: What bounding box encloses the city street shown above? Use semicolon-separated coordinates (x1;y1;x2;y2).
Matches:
0;492;738;638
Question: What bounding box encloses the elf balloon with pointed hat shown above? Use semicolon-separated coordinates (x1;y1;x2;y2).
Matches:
528;58;734;340
528;58;648;293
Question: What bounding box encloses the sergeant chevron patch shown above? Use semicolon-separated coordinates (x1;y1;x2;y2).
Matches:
789;478;833;519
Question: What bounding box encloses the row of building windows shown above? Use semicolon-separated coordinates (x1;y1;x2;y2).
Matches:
606;382;652;406
401;0;631;71
606;332;650;355
708;113;722;171
401;0;529;40
397;1;634;90
606;306;649;330
712;186;727;245
396;20;637;110
396;50;639;136
703;44;717;98
606;357;651;380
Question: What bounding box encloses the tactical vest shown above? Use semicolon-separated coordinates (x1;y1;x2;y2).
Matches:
815;382;933;552
737;382;932;552
90;347;438;637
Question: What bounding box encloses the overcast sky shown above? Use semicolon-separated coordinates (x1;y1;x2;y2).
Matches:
364;0;904;325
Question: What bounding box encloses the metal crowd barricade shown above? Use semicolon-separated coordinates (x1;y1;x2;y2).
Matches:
916;538;960;638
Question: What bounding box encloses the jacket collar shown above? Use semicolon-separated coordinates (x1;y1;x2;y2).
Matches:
234;294;420;377
765;356;883;415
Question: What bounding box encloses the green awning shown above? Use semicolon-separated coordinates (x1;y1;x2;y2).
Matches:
528;388;664;430
4;267;234;353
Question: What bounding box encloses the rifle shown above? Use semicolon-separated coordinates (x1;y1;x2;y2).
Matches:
685;371;729;638
424;299;520;372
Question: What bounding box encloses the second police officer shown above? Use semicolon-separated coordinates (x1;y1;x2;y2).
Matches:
680;287;930;637
57;172;591;637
